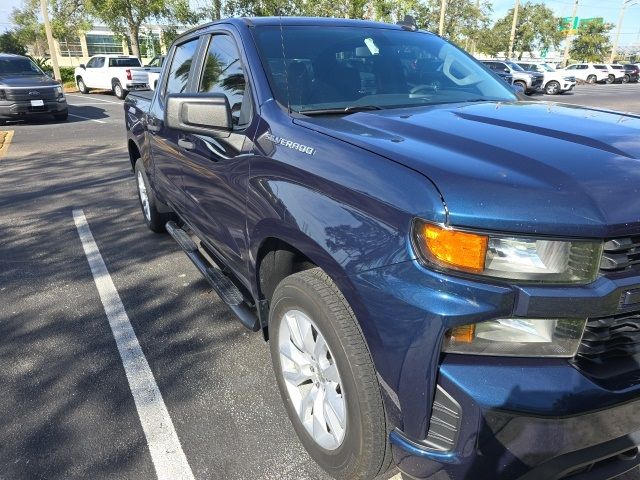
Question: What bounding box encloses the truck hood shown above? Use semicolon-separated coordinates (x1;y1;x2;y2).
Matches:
296;101;640;238
0;74;59;88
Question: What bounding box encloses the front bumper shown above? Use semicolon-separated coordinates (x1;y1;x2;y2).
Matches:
0;98;67;117
348;261;640;480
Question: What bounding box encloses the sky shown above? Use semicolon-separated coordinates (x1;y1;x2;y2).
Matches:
1;0;639;46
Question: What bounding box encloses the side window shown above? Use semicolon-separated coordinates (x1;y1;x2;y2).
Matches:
86;57;97;68
199;34;251;127
578;65;588;70
164;38;199;96
94;57;105;68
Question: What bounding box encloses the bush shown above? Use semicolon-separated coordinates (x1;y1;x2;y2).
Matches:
59;67;75;84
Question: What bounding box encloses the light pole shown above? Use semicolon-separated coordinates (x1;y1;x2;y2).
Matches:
507;0;519;59
40;0;61;81
562;0;579;67
610;0;640;63
439;0;446;37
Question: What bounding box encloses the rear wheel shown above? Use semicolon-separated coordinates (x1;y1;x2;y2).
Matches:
134;159;174;233
586;75;597;84
606;74;615;84
269;268;390;480
77;77;89;94
545;81;561;95
623;74;630;83
113;80;127;99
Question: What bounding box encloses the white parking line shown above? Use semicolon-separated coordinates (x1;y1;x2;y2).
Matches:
73;209;195;480
66;94;121;104
68;113;106;124
68;102;119;106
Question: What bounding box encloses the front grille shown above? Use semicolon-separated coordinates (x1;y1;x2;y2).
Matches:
575;312;640;387
600;237;640;273
5;87;57;102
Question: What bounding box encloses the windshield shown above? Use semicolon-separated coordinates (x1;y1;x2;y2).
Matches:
506;61;525;72
540;64;555;72
0;57;44;76
252;26;516;113
109;57;141;67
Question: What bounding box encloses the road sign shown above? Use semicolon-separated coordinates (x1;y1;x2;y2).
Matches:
559;16;579;34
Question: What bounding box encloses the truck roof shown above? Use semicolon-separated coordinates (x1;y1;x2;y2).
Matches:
176;16;407;43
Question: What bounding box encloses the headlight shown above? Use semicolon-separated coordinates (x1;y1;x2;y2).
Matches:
564;76;574;82
54;85;64;96
443;318;587;357
412;220;602;283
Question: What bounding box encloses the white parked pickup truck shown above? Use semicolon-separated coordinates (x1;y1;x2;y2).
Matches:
74;55;149;99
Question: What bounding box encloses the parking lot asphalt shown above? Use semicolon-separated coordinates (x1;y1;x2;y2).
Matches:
1;86;640;480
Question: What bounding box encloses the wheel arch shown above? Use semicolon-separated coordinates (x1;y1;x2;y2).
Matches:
251;222;385;352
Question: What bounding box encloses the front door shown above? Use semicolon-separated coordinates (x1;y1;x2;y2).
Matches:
147;37;202;216
179;32;257;284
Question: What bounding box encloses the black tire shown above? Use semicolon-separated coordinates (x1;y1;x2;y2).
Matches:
134;159;174;233
77;77;90;94
113;80;127;99
514;80;527;92
587;75;597;84
269;268;391;480
606;74;615;84
623;74;630;84
545;81;561;95
53;110;68;121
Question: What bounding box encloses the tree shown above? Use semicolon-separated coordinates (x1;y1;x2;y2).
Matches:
0;31;28;55
478;2;563;59
85;0;198;59
11;0;88;57
570;20;613;62
11;1;47;56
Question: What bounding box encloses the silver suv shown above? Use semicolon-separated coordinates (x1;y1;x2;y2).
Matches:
482;60;544;95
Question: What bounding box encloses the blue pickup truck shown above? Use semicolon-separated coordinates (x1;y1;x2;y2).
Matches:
124;17;640;480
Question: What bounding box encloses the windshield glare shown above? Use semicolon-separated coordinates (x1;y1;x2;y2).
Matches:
506;61;525;72
0;57;44;76
253;26;516;113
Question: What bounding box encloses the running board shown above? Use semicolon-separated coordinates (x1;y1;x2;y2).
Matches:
165;221;260;332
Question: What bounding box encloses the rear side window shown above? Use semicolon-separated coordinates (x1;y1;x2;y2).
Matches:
165;39;199;96
199;34;251;127
109;57;141;67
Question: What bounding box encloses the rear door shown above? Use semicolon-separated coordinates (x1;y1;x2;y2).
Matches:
179;30;257;283
147;36;202;216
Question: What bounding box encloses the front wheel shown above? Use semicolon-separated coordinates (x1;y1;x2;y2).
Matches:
269;268;390;480
586;74;597;84
514;80;527;93
134;159;174;233
77;77;90;94
53;110;68;121
545;81;561;95
623;74;630;84
606;74;615;84
113;81;127;99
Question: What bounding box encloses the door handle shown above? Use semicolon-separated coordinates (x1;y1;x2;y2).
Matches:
178;138;195;150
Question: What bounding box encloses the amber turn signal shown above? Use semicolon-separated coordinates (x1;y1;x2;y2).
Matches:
418;223;488;273
448;324;476;344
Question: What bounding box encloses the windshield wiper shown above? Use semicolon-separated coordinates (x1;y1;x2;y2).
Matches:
299;105;385;116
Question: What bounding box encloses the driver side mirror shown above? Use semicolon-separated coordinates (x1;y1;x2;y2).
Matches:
504;67;510;73
79;64;86;69
165;93;232;134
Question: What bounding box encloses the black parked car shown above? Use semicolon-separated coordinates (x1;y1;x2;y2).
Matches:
0;54;68;123
623;64;639;83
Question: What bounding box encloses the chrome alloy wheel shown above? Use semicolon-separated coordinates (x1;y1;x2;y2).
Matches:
278;309;346;450
137;171;151;221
